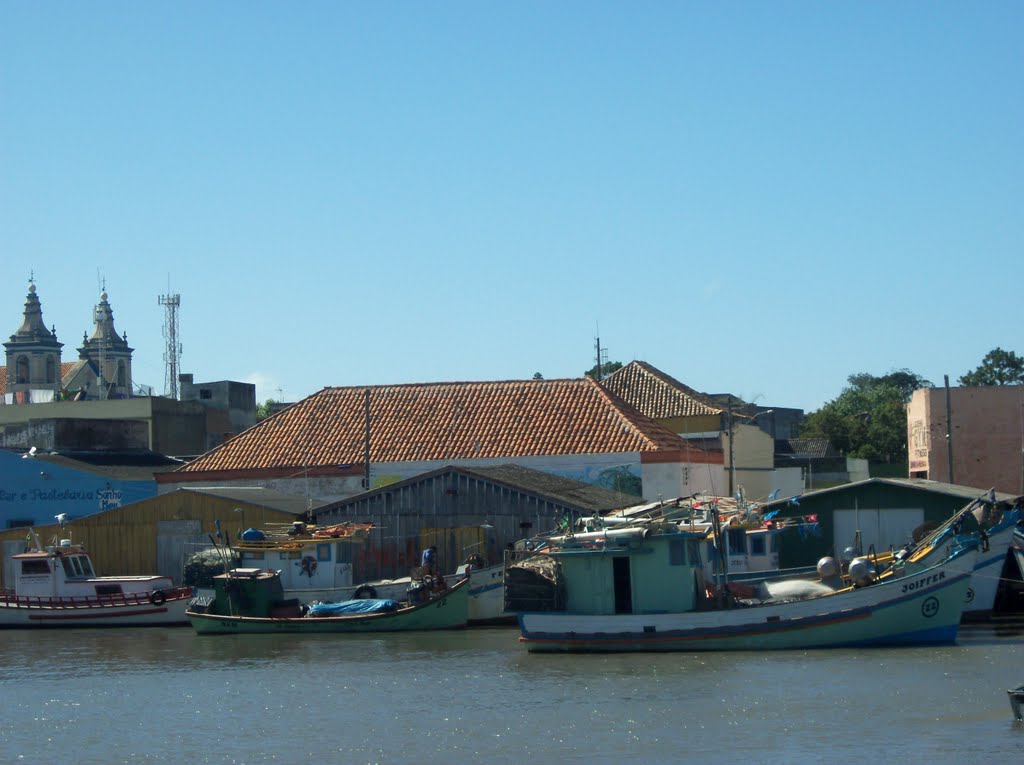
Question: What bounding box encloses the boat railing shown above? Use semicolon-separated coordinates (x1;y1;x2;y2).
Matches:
0;585;193;609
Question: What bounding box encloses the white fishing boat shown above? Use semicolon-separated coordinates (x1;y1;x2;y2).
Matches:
1;530;193;628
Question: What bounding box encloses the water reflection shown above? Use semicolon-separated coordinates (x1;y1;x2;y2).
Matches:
1;623;1022;765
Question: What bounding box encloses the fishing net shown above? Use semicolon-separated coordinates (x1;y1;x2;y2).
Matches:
182;548;239;588
504;554;566;612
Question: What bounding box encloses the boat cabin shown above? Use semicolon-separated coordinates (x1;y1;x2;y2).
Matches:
506;525;711;616
707;525;782;577
232;522;373;593
11;538;172;598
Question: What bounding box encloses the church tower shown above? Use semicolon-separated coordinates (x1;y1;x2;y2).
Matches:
76;289;134;399
3;280;64;402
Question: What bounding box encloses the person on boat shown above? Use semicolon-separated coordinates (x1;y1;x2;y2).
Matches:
421;545;437;576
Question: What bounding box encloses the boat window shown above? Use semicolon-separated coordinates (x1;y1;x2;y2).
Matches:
749;535;766;556
669;539;687;565
727;528;746;555
69;557;86;577
317;543;331;562
78;556;95;577
94;584;123;596
61;557;76;577
21;559;51;575
771;535;780;554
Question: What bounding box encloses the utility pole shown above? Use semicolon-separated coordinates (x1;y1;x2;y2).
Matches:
727;397;735;497
593;332;607;381
363;388;371;489
944;375;954;484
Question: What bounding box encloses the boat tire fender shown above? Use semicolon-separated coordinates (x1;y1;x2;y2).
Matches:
150;590;167;606
353;585;377;600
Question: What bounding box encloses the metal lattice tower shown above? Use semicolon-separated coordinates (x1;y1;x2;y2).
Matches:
158;293;182;399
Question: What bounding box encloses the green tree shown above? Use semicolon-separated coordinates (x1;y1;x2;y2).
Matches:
584;361;623;380
255;399;281;420
801;369;932;464
958;347;1024;386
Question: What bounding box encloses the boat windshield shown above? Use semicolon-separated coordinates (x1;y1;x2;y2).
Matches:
60;555;95;578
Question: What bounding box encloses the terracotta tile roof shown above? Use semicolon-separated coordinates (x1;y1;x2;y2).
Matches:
600;361;723;419
775;438;837;460
174;377;694;475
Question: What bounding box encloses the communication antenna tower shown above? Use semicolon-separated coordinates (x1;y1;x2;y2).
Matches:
159;291;182;399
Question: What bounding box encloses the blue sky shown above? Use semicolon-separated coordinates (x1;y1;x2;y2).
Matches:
2;3;1021;411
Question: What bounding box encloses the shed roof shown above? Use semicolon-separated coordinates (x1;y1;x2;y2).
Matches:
171;377;696;476
170;486;318;516
759;477;1018;510
315;463;639;516
32;451;182;481
775;438;837;459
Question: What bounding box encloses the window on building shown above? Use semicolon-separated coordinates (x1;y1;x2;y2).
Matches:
199;389;212;400
117;360;126;387
16;356;29;383
46;357;56;383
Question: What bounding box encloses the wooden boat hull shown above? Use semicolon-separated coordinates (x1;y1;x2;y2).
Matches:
464;564;513;625
898;510;1021;620
1009;684;1024;721
187;578;469;634
518;552;975;653
0;588;193;628
1012;527;1024;584
248;563;509;626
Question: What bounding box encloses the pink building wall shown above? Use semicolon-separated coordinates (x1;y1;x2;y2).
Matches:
907;386;1024;494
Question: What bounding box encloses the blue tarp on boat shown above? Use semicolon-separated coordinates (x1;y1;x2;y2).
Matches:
306;599;400;616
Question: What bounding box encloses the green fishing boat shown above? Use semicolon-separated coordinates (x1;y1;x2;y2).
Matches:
187;567;468;634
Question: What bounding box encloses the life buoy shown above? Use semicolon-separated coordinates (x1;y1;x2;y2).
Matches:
149;590;167;606
353;584;377;599
300;556;318;578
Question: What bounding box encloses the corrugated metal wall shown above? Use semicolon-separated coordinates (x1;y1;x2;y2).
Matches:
0;493;300;588
316;472;578;581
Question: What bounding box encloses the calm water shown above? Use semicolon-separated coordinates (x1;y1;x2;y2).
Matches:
2;620;1023;765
